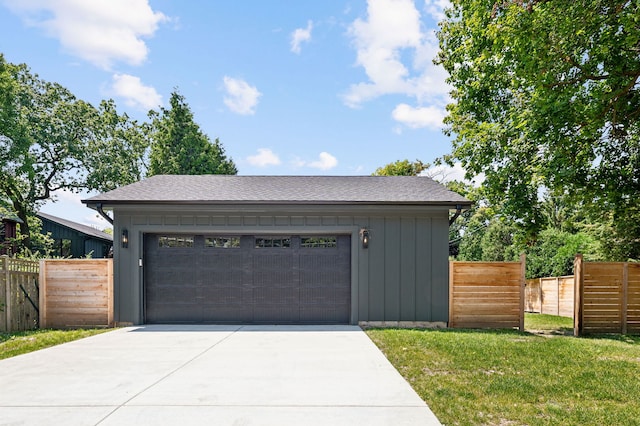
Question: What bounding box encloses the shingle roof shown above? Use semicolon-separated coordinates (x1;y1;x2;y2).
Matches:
82;175;471;206
37;212;113;242
0;212;23;223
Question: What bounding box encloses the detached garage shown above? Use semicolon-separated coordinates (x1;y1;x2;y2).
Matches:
82;175;470;326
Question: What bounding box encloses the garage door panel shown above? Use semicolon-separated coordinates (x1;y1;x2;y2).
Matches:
144;233;351;324
253;287;299;304
300;306;348;323
201;305;251;322
147;284;198;301
199;286;244;303
199;271;243;290
254;306;300;323
147;303;203;323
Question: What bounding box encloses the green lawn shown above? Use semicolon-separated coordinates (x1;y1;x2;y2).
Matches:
525;313;574;333
366;315;640;426
0;329;112;360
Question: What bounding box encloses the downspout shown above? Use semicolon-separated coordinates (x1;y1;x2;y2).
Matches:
448;204;463;226
95;203;114;226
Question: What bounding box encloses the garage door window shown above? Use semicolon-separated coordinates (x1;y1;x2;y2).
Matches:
158;235;194;248
205;236;240;248
255;237;291;248
301;236;337;248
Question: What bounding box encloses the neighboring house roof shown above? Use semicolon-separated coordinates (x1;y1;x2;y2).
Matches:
37;212;113;242
0;213;24;224
82;175;472;207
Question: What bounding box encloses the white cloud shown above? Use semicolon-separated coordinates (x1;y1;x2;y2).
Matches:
5;0;168;69
344;0;451;129
111;73;162;110
247;148;281;167
223;76;262;115
308;152;338;170
423;162;485;185
391;103;445;129
423;0;451;21
290;20;313;54
344;0;421;107
290;152;338;170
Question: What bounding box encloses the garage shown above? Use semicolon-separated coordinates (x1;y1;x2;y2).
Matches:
144;234;351;324
83;175;471;326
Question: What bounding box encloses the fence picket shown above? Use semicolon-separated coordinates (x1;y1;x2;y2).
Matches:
0;256;40;332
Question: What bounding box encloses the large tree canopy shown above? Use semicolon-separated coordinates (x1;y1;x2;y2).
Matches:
0;55;146;248
147;91;237;176
437;0;640;258
1;57;239;253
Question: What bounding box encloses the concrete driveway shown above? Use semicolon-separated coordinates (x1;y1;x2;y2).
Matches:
0;325;441;426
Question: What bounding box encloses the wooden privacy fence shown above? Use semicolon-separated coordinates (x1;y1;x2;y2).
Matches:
39;259;113;329
0;256;39;332
449;255;525;331
575;255;640;336
525;276;574;318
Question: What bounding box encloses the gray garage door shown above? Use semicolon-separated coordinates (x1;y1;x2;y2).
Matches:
144;234;351;324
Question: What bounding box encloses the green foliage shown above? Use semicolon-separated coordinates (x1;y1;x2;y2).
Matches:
455;207;491;260
479;220;518;261
148;91;237;176
592;207;640;261
372;159;429;176
527;229;598;278
447;182;519;261
437;0;640;260
2;58;240;254
0;55;147;249
18;216;54;258
84;99;149;191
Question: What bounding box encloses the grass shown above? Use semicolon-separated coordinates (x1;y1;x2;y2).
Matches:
0;328;112;360
525;313;574;333
366;314;640;426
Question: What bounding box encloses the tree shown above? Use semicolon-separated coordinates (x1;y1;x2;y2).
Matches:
372;159;428;176
526;229;598;278
437;0;640;259
85;99;149;191
0;56;147;248
147;91;237;176
446;180;482;257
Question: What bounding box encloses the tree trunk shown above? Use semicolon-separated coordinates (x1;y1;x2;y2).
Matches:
15;205;31;251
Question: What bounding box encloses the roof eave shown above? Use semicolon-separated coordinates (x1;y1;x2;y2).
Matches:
83;199;473;208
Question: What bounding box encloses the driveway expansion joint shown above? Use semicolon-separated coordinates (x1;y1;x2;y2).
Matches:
94;325;244;425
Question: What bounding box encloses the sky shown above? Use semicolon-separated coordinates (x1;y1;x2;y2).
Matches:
0;0;463;230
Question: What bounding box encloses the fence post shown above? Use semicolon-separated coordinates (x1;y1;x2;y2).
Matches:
107;259;114;327
4;256;11;332
556;277;560;315
39;259;47;329
519;254;526;332
448;260;454;328
622;263;628;335
574;254;583;337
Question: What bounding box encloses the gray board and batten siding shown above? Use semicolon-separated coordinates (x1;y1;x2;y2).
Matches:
82;175;471;326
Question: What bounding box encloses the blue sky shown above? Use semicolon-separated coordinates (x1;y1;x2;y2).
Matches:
1;0;462;229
